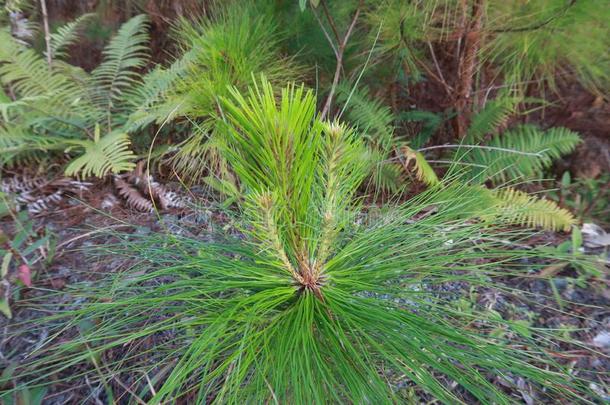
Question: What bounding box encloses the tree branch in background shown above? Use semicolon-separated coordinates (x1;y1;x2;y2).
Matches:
318;0;363;120
491;0;577;33
40;0;52;66
320;0;341;45
312;8;339;59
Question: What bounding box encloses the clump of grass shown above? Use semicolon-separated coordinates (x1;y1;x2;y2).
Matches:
8;79;596;403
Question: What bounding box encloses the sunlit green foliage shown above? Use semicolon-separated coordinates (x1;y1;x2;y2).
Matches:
463;125;581;184
0;2;603;402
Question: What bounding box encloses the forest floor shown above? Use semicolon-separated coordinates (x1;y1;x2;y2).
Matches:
1;178;609;403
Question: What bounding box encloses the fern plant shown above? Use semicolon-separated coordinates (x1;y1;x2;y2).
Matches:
441;95;581;184
462;124;581;184
337;88;581;230
63;125;135;178
8;79;597;403
335;82;406;194
400;96;580;231
329;77;579;231
490;187;576;231
124;2;303;183
0;14;158;177
47;13;95;60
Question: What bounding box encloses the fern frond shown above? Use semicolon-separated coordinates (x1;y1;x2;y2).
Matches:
0;31;76;97
48;14;94;60
492;187;576;232
465;96;520;143
335;82;395;150
401;146;439;186
464;125;581;183
335;84;406;194
64;128;136;178
367;149;405;194
123;52;194;132
0;29;95;126
0;124;66;166
92;14;150;111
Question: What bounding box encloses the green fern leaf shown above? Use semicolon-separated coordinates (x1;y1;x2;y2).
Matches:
0;30;95;125
0;124;66;166
335;83;405;193
464;125;581;183
492;187;576;232
335;82;395;150
399;110;442;148
368;155;405;194
0;31;76;97
466;96;520;143
92;14;150;111
49;14;94;60
64;128;136;178
124;52;194;132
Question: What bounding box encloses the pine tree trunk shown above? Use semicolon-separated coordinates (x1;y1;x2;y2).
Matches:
455;0;484;138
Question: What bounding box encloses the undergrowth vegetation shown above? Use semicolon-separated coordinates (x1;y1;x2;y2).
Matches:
0;14;153;176
9;80;597;403
0;0;608;403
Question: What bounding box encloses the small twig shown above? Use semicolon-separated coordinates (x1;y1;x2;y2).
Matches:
427;41;452;93
320;1;363;120
396;20;453;95
491;0;577;33
104;368;147;405
424;159;488;168
311;7;339;59
39;0;52;66
320;0;341;44
337;23;382;120
409;49;454;95
381;156;488;169
144;373;157;397
55;225;134;251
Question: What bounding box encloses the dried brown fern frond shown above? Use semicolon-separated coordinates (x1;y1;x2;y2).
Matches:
1;175;91;214
112;161;186;212
113;175;154;213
